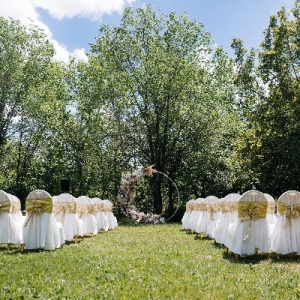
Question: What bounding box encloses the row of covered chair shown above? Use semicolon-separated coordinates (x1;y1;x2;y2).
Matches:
0;189;118;251
182;190;300;257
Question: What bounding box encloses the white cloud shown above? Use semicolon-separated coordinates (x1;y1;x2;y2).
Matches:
71;48;88;62
34;0;135;20
0;0;38;24
0;0;135;61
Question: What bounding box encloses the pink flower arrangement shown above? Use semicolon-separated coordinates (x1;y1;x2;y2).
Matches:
117;165;165;224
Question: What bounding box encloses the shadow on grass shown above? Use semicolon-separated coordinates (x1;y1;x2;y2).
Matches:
222;250;300;264
0;244;23;255
269;253;300;263
222;251;269;264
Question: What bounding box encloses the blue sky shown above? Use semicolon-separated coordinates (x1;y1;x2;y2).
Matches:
0;0;295;60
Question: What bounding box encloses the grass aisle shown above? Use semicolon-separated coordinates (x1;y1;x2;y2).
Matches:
0;223;300;299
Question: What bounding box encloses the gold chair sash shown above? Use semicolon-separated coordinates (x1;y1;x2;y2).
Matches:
277;201;300;218
53;202;77;224
26;198;53;215
192;203;206;211
238;201;268;221
186;204;193;212
267;202;276;214
190;203;197;211
238;201;267;241
221;202;237;214
24;198;53;227
103;206;113;212
206;203;221;221
0;201;20;214
88;205;96;215
96;203;104;212
77;204;89;219
0;201;11;213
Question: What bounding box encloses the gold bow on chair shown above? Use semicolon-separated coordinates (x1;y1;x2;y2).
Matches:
53;202;77;225
26;198;53;215
222;202;237;214
267;202;276;214
238;201;268;241
206;204;221;221
190;203;196;211
0;201;12;213
96;203;104;212
77;204;89;219
103;206;113;213
24;198;53;227
277;202;300;218
88;205;96;215
238;201;267;221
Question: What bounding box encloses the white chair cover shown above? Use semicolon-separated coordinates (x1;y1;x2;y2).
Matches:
264;193;277;228
215;193;240;246
181;199;194;230
186;200;196;231
53;193;85;241
205;196;221;239
76;196;97;236
23;190;65;250
0;190;23;245
187;198;203;232
91;198;108;232
194;197;209;235
271;190;300;255
103;200;118;230
228;190;270;256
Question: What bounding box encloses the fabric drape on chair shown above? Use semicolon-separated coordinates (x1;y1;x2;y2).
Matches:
264;193;277;230
181;199;194;230
271;190;300;255
186;198;203;232
76;196;97;236
205;196;221;239
0;190;23;245
53;193;85;241
23;190;65;250
103;200;118;230
194;197;209;235
186;199;196;231
227;190;270;256
91;198;108;232
215;193;240;247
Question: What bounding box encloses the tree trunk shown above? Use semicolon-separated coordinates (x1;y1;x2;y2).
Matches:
167;180;174;216
152;173;163;214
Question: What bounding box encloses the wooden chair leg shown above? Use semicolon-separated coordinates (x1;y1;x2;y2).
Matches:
7;243;11;251
276;253;280;260
20;243;25;252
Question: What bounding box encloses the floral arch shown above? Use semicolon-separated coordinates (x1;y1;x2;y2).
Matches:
116;165;180;224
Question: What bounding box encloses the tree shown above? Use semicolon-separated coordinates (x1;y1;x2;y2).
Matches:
88;5;240;214
0;17;55;152
232;1;300;195
0;17;82;204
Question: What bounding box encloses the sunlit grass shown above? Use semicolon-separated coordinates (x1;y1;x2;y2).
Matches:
0;223;300;299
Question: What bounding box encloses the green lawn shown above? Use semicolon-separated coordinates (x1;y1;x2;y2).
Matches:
0;223;300;299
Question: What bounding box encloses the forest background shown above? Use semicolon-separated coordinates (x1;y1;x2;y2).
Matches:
0;1;299;218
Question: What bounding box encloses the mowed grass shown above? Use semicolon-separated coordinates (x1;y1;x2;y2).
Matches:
0;223;300;299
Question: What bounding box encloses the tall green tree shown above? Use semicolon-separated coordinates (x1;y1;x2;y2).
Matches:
88;5;239;213
0;17;55;152
0;17;72;201
232;1;300;195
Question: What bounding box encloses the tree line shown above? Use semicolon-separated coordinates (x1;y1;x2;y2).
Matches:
0;1;299;216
